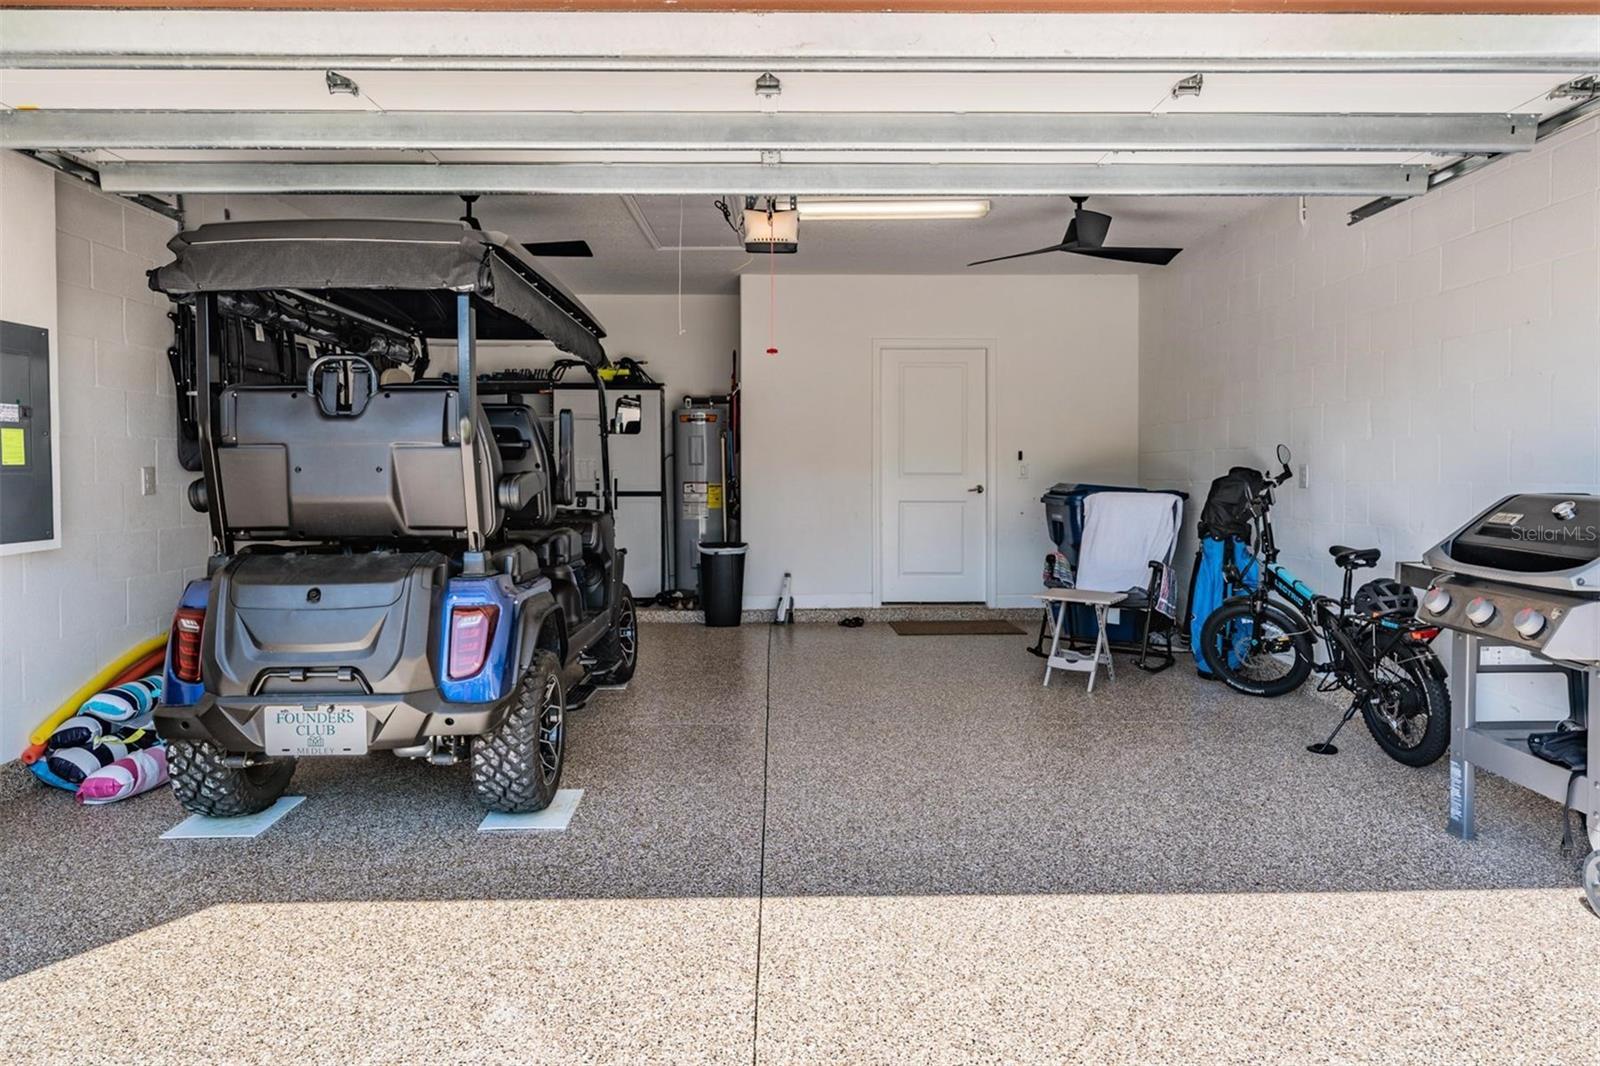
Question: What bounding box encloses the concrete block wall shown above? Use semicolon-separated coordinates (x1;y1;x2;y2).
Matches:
1139;115;1599;717
0;171;194;759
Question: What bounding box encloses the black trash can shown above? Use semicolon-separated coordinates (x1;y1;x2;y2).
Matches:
698;542;748;627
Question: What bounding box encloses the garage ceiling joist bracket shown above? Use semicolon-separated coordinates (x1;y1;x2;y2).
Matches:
2;12;1595;74
0;110;1541;156
94;161;1430;198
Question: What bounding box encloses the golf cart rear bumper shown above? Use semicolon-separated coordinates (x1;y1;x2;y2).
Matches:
154;691;504;753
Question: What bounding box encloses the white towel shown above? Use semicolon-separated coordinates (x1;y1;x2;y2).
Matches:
1075;492;1182;595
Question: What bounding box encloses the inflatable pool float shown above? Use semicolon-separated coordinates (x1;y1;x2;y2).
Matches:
21;635;166;765
77;747;170;805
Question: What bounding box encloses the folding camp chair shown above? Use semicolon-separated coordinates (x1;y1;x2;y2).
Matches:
1032;490;1185;673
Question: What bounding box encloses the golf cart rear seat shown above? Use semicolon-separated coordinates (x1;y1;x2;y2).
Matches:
482;402;585;568
215;383;520;542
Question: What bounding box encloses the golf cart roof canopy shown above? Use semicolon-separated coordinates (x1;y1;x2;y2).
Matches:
149;218;607;364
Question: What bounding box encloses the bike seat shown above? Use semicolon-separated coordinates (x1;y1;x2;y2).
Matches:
1329;544;1381;569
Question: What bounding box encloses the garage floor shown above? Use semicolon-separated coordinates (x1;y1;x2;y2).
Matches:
2;623;1596;1064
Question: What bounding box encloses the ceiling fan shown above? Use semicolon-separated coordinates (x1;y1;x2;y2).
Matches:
458;195;594;258
967;197;1181;267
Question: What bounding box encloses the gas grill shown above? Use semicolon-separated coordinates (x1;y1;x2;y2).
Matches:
1400;492;1599;913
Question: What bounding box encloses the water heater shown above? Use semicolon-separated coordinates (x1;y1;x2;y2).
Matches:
673;402;730;592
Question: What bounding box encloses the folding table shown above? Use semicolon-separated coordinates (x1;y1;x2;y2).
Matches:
1035;587;1127;693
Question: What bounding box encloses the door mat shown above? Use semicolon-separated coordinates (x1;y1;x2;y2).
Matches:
889;620;1024;636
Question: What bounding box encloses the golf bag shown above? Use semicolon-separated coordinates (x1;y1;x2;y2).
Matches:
1185;467;1268;677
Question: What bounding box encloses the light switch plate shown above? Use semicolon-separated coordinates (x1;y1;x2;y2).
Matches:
139;466;157;496
1297;463;1309;489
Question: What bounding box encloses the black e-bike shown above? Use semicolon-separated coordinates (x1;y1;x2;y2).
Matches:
1198;446;1451;767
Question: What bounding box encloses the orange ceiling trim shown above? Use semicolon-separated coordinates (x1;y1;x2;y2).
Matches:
2;2;1597;13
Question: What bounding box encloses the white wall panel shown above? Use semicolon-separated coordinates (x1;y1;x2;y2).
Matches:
740;273;1139;610
0;167;193;761
1138;115;1600;719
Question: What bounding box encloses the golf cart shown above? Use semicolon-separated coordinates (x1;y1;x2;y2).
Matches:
148;218;641;816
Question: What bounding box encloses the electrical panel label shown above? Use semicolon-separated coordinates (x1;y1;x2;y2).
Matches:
0;402;20;424
0;427;25;467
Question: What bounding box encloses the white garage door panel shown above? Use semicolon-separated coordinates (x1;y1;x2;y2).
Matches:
880;345;987;603
347;70;1177;115
1154;73;1562;116
0;70;381;112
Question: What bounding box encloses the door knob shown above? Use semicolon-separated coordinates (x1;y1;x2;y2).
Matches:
968;484;985;494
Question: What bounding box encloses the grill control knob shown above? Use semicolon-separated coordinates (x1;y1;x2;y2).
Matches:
1466;596;1497;627
1513;607;1547;639
1423;588;1452;615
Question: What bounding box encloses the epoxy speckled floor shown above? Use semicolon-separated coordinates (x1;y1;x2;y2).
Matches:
1;623;1595;1064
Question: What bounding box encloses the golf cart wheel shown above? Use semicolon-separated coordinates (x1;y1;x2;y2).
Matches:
167;739;296;817
1584;850;1600;918
472;650;564;813
592;584;639;685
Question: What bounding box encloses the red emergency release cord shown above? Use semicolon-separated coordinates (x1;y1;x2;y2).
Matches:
766;230;778;355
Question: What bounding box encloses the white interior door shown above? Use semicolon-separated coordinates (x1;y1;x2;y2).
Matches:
879;346;988;603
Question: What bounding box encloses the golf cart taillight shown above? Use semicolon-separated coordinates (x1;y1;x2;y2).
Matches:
171;606;206;683
1406;626;1442;643
448;605;500;680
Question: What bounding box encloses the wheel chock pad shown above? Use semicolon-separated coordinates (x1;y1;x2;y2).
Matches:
161;795;306;840
478;788;583;833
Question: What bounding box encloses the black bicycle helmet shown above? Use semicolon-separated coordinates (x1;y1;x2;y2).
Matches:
1353;578;1418;618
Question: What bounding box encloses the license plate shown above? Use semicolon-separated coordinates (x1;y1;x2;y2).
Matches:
263;704;369;757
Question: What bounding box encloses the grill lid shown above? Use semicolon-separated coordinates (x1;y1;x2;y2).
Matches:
1424;493;1600;591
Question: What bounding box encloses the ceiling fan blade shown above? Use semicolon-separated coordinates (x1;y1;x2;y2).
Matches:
520;239;594;258
1071;209;1113;249
966;243;1068;267
1065;245;1183;266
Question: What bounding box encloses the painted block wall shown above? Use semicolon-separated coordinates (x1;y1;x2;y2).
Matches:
0;164;193;760
1139;115;1600;718
740;273;1140;609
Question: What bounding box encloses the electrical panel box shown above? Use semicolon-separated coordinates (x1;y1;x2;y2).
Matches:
0;320;55;549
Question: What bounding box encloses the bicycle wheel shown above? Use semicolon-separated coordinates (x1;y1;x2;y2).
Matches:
1361;652;1450;767
1199;599;1314;697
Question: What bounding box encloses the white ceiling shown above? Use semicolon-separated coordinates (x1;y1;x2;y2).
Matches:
190;190;1267;295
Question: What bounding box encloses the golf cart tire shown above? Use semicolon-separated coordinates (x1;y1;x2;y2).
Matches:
472;650;565;814
167;739;296;818
593;584;639;685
